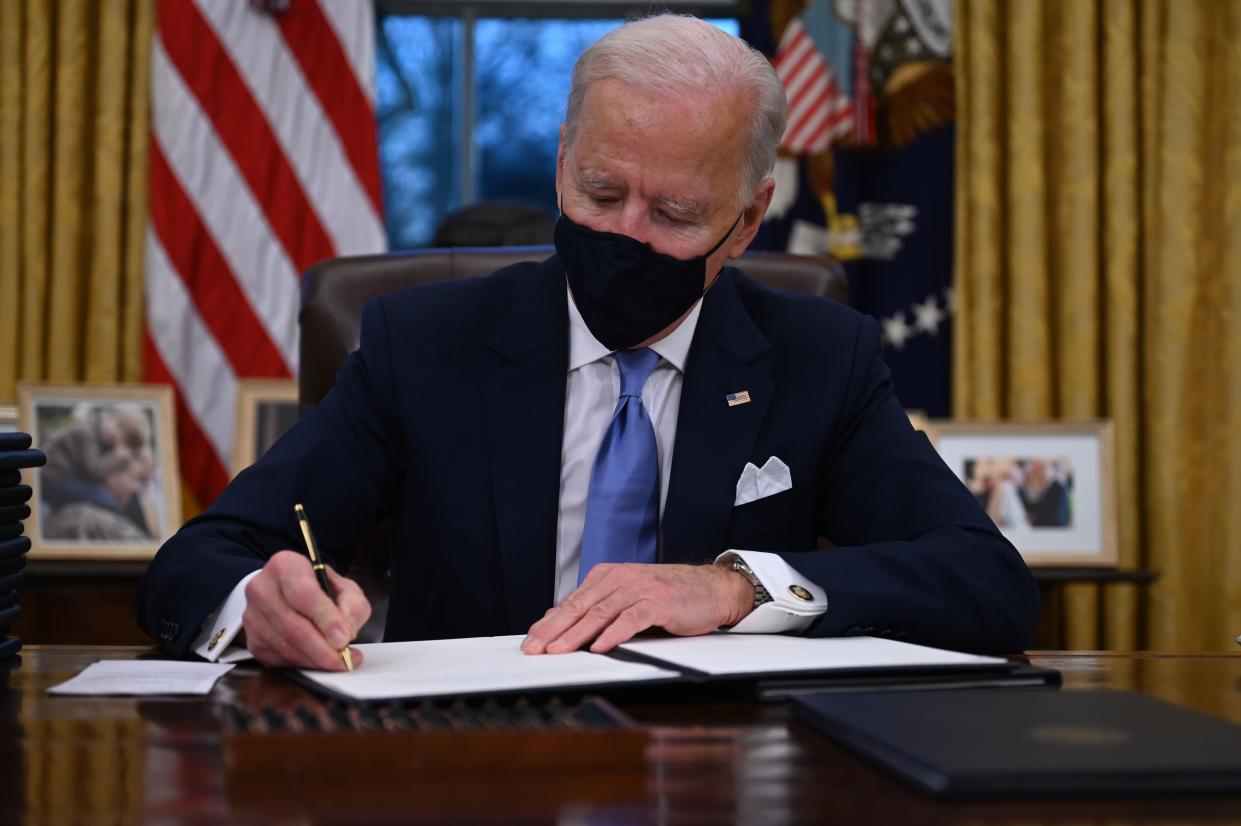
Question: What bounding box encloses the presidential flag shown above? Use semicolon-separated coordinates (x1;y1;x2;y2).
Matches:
744;0;956;416
145;0;386;510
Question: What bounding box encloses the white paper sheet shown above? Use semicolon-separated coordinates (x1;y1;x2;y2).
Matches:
217;645;256;664
299;634;680;701
48;660;236;696
618;633;1005;677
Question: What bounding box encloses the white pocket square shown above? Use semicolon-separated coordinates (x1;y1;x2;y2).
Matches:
734;456;792;506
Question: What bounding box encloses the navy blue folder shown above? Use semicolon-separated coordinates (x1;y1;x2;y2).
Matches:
793;689;1241;797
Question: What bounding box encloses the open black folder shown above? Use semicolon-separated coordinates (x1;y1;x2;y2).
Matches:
792;689;1241;797
288;634;1059;704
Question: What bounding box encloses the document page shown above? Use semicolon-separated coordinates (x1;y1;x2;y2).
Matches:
48;660;235;696
618;633;1006;677
300;634;681;701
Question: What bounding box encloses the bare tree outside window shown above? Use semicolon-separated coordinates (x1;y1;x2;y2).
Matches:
375;14;737;250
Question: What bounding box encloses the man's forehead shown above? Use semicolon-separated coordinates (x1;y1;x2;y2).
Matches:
567;78;749;202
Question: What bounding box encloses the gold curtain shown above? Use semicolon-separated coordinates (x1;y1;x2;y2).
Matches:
955;0;1241;650
0;0;153;401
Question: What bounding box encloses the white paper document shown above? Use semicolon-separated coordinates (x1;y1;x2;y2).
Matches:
618;633;1006;677
48;660;236;696
300;634;680;701
217;645;256;664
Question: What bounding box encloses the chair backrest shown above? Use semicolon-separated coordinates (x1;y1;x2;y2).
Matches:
299;246;847;408
431;202;556;247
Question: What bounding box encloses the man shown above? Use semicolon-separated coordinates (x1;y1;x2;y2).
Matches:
136;16;1039;670
1020;460;1070;527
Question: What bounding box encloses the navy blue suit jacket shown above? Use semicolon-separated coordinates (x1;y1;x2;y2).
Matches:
137;256;1039;655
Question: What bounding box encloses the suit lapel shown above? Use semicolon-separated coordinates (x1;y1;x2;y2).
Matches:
661;271;773;565
480;259;568;632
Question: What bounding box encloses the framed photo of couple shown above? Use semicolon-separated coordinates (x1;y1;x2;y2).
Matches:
17;383;180;561
926;420;1118;568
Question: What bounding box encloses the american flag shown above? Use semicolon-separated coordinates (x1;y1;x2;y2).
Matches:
146;0;386;509
773;13;853;154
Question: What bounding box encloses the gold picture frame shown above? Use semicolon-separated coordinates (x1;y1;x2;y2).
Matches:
924;420;1118;568
17;383;181;561
232;379;300;476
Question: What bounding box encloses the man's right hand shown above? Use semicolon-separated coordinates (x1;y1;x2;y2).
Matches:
241;550;372;671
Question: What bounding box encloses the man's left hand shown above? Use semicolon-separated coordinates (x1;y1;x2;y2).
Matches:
521;563;753;655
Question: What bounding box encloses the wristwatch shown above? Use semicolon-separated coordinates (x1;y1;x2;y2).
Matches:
727;557;773;611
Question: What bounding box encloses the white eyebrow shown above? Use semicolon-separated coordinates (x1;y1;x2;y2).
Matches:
656;196;704;218
577;171;619;191
576;169;705;217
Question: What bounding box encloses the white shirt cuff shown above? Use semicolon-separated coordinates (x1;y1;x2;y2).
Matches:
191;571;260;662
714;550;827;634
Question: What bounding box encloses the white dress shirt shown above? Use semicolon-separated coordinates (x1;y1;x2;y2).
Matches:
192;287;826;661
554;289;697;600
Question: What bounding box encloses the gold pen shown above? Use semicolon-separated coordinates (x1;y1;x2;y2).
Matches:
294;503;354;672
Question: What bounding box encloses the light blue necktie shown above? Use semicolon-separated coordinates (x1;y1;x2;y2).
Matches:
578;348;662;584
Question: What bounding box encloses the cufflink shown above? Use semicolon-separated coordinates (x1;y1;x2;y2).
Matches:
208;627;227;651
789;584;813;602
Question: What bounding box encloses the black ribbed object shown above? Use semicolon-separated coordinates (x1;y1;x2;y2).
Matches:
0;432;46;662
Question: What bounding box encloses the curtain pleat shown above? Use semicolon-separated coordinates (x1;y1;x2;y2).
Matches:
1099;0;1141;652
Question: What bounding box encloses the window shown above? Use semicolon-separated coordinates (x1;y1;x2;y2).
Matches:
375;5;739;249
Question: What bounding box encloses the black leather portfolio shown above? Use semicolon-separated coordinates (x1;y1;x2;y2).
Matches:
792;689;1241;797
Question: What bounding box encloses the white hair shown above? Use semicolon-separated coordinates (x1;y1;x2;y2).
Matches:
563;15;788;206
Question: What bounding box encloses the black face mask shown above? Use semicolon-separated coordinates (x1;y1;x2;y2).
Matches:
555;207;742;351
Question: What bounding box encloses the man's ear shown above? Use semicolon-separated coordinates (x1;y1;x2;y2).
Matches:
555;124;568;203
726;178;776;259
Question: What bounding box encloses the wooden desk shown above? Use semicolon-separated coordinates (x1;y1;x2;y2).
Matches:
2;648;1240;824
11;562;152;646
1030;569;1158;649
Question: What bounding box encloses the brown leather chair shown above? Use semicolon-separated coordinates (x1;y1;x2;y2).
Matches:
297;245;847;639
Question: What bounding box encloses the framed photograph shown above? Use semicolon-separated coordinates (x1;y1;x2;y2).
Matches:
232;380;300;475
0;404;17;433
925;421;1117;567
17;383;180;561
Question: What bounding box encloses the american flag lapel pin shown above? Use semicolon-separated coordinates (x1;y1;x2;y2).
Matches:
726;390;751;407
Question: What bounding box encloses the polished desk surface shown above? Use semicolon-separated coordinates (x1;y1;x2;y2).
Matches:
2;647;1241;825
